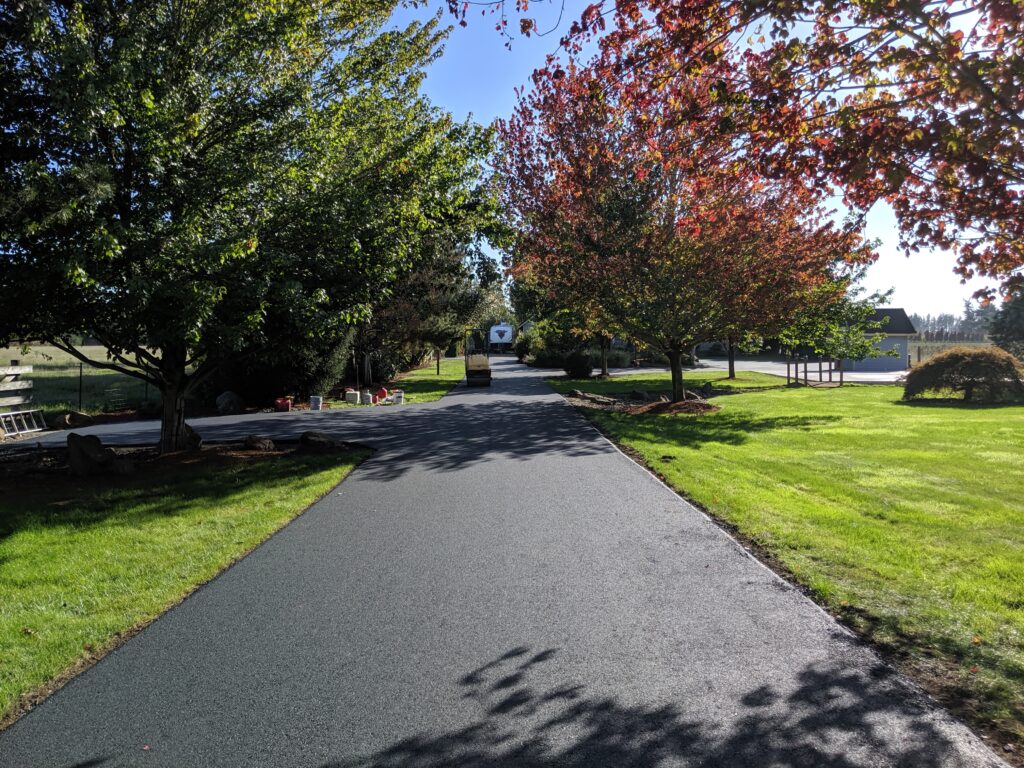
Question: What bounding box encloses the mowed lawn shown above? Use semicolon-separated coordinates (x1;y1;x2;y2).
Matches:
329;357;465;408
549;371;1024;742
0;448;368;725
393;357;465;403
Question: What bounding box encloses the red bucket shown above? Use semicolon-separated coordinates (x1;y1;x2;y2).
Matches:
274;397;292;412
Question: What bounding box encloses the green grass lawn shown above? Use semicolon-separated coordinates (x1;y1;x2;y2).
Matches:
549;370;1024;744
328;357;465;408
0;447;368;725
2;345;151;416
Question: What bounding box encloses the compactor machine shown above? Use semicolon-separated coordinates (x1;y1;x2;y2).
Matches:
465;329;491;387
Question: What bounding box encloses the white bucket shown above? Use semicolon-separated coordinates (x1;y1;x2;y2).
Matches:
393;390;404;405
360;390;373;405
309;395;323;412
344;390;359;404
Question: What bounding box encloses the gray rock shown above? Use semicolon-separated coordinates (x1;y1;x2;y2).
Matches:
630;389;650;401
578;392;616;406
49;411;95;430
244;435;276;452
67;432;117;477
182;423;203;451
216;391;245;416
700;382;714;398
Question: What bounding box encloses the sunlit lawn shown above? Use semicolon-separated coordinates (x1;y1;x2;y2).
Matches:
0;448;368;724
549;370;1024;743
328;357;465;408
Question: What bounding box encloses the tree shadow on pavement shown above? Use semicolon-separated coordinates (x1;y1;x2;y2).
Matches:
354;399;613;481
326;646;988;768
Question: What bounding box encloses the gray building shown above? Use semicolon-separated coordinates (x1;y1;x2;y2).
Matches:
844;308;917;372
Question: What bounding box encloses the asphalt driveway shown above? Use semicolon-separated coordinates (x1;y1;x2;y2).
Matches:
0;358;1004;767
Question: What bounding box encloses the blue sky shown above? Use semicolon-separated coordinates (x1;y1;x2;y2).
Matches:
389;2;995;316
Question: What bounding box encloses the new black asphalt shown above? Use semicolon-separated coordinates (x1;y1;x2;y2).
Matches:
0;358;1006;767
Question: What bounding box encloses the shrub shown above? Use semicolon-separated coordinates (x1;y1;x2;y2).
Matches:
902;346;1024;403
604;348;633;369
513;329;533;361
564;349;594;378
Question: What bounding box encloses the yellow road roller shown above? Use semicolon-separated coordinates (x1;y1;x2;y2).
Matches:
465;329;491;387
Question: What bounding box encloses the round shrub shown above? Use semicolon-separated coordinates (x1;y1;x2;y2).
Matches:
563;349;594;379
513;329;532;361
903;346;1024;403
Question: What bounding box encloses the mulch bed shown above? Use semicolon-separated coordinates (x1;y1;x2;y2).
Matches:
564;390;719;416
626;399;720;415
0;441;307;483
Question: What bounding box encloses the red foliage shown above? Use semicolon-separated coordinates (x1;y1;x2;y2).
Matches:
460;0;1024;295
498;59;871;400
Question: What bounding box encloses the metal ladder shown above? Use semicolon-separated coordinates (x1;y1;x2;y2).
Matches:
0;409;46;437
0;365;45;437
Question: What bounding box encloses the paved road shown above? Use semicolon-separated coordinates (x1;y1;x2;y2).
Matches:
0;358;1003;767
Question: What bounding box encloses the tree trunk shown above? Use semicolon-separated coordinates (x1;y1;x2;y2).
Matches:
727;337;736;379
667;348;685;402
157;346;194;454
600;336;610;377
159;384;188;454
436;348;441;375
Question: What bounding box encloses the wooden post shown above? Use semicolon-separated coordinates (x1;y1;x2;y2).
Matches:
786;359;790;385
803;358;808;385
829;360;833;383
839;359;844;386
78;363;83;411
818;358;823;382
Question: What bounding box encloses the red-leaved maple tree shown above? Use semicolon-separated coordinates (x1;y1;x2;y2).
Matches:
499;59;872;400
460;0;1024;296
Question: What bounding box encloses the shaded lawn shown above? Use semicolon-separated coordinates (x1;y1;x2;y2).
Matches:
0;448;368;724
549;371;1024;744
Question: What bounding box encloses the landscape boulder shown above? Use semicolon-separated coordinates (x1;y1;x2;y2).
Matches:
182;423;203;451
216;391;245;416
578;392;617;406
67;432;135;477
49;411;95;430
630;389;651;402
243;435;276;452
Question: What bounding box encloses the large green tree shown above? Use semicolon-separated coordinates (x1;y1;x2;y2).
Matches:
990;294;1024;361
0;2;491;450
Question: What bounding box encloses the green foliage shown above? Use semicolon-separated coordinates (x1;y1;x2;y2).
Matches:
563;349;594;379
513;330;531;361
778;279;892;360
990;295;1024;362
0;2;495;449
903;347;1024;403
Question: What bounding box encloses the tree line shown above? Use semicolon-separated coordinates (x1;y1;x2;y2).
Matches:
0;1;504;451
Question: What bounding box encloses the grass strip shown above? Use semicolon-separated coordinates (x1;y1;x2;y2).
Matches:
0;447;369;725
549;370;1024;747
